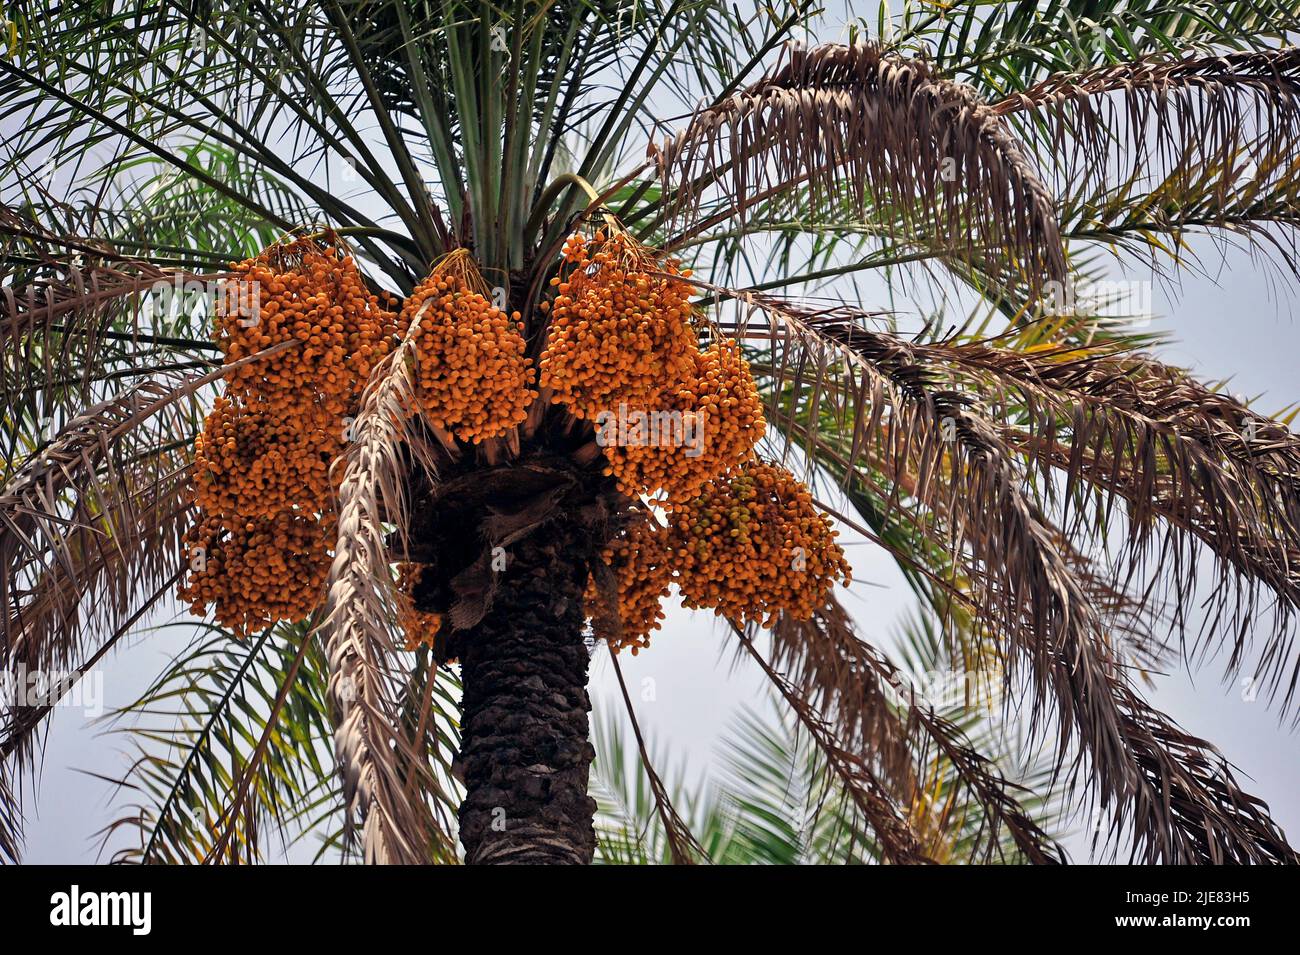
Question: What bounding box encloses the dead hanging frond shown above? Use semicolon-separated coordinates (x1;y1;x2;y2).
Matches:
318;300;452;865
994;48;1300;272
0;351;224;861
766;397;1168;687
1105;674;1298;863
750;289;1300;709
0;259;199;368
0;346;294;671
0;759;18;863
0;248;218;412
764;599;1066;865
0;356;256;861
0;379;203;667
652;41;1066;290
1;478;190;741
908;337;1300;704
722;290;1297;863
995;48;1300;197
734;626;937;865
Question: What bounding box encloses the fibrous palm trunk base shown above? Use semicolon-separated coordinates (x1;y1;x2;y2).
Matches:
457;518;598;864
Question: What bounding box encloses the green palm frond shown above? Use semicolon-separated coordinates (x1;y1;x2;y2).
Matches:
99;618;462;864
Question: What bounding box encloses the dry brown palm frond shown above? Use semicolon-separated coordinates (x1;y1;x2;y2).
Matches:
318;301;452;865
0;382;195;662
994;48;1300;201
1;566;184;762
763;596;914;784
771;400;1171;680
748;294;1300;706
653;41;1066;290
0;760;18;863
0;253;219;421
0;259;191;344
0;346;293;665
0;375;224;861
763;599;1066;865
734;626;936;865
0;345;301;864
0;201;148;264
1104;673;1298;863
858;335;1300;706
1;478;190;751
0;567;183;864
770;599;1294;863
720;290;1296;862
995;49;1300;276
2;454;190;656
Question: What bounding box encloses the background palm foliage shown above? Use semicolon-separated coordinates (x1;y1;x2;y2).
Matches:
3;0;1300;863
592;612;1064;865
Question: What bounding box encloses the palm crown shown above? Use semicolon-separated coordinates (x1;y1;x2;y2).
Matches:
3;0;1300;865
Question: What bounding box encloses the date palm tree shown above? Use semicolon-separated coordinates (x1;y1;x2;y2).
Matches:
4;0;1300;864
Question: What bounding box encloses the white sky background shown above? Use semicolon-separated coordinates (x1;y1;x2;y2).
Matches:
12;2;1300;862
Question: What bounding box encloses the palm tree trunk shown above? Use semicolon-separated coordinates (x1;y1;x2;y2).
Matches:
456;516;598;864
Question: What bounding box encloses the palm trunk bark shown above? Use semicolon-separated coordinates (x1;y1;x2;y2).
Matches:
456;516;598;864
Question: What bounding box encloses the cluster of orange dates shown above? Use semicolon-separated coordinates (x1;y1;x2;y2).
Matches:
401;252;535;443
180;239;395;635
669;461;852;628
602;338;767;503
540;230;767;502
541;229;847;653
596;461;851;654
179;229;850;652
394;562;442;651
588;515;674;654
539;231;696;422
